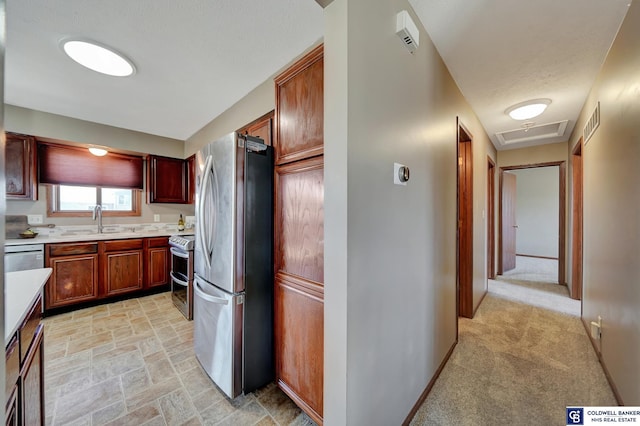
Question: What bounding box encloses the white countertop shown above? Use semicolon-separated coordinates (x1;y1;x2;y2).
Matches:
5;268;52;345
5;230;194;246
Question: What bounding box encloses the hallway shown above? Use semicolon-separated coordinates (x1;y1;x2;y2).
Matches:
491;256;580;317
410;293;614;425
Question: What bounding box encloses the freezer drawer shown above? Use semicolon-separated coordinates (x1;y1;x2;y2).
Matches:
193;274;243;399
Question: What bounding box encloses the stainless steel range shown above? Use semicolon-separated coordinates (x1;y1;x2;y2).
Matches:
168;234;195;320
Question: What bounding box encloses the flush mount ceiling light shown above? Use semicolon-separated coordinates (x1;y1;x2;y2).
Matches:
505;98;551;120
62;39;135;77
88;147;108;156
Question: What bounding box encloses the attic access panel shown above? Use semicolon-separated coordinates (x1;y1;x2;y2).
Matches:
496;120;569;146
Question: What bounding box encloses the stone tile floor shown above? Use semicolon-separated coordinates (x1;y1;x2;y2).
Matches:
43;292;316;426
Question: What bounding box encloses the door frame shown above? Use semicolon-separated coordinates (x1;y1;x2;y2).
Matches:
498;161;566;284
487;157;496;279
571;139;583;300
456;119;474;318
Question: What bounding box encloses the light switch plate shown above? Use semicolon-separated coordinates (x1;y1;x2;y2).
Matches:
28;214;43;224
153;214;160;222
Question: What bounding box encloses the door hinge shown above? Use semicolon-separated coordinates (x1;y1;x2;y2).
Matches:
458;157;463;166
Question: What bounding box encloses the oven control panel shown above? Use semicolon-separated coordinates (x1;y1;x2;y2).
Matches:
169;235;195;251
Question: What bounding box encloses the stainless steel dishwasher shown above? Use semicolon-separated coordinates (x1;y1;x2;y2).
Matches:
4;243;45;272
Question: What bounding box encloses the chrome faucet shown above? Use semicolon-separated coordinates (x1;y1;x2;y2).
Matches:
92;205;103;234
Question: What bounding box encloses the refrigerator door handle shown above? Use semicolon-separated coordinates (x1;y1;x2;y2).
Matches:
198;154;214;270
194;280;229;305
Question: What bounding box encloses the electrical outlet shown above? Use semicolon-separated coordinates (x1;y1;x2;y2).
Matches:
154;214;160;222
590;316;603;340
28;214;43;224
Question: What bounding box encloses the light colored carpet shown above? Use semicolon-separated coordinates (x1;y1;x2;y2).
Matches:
410;295;616;426
491;256;580;316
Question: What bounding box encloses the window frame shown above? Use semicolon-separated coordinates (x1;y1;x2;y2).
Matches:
46;185;142;217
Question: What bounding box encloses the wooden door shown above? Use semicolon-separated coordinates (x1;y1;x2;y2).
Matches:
21;326;44;426
274;45;323;165
487;157;496;279
571;140;583;300
501;171;517;273
147;155;188;203
238;111;274;146
5;133;38;200
274;156;324;423
104;251;143;295
457;122;473;318
145;238;170;288
46;254;99;309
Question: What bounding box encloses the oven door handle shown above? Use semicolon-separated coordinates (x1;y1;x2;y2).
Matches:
170;247;190;259
170;272;189;286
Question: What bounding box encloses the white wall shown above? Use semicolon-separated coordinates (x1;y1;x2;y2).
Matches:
512;167;559;258
568;0;640;405
324;0;495;423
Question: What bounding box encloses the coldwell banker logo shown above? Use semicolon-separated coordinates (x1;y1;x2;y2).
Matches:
567;407;584;425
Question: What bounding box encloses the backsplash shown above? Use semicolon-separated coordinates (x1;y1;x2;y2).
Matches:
35;222;193;237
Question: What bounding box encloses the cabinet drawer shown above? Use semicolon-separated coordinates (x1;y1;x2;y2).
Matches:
103;239;143;252
5;334;19;398
49;242;98;256
146;237;168;248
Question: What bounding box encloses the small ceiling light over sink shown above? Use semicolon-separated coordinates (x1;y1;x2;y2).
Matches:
62;39;135;77
505;99;551;120
88;147;108;156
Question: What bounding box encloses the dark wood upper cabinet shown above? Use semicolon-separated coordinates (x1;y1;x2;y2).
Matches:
5;132;38;200
238;110;274;146
274;45;324;165
147;155;188;203
186;154;196;204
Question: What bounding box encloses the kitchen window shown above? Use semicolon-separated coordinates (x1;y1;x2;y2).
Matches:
47;185;141;217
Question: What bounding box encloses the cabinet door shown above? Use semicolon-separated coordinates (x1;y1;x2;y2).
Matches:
186;154;196;204
274;45;323;165
274;156;324;424
5;133;37;200
103;250;143;296
238;111;274;146
147;155;188;203
275;274;323;423
46;254;99;309
5;386;18;426
5;335;20;422
22;326;44;426
145;239;169;288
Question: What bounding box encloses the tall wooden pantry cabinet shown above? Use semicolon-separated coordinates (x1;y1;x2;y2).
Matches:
273;44;324;425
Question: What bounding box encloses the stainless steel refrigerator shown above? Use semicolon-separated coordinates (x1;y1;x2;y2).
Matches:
193;132;274;399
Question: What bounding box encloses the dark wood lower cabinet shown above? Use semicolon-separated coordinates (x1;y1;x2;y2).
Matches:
21;326;44;426
274;156;325;424
45;237;170;313
5;295;45;426
144;237;170;288
46;248;99;310
275;273;324;424
101;239;144;296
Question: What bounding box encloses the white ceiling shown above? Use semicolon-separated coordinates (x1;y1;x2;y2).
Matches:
6;0;324;141
6;1;632;150
409;0;631;150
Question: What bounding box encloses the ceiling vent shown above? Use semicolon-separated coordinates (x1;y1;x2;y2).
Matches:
496;120;569;145
583;102;600;145
396;10;419;53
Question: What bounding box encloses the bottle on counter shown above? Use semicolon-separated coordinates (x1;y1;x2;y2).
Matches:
178;214;185;231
